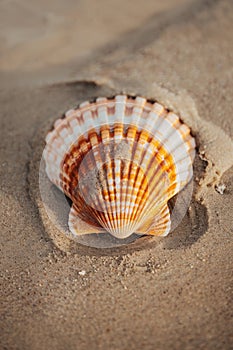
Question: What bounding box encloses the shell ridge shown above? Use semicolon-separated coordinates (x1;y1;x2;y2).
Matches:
125;131;151;232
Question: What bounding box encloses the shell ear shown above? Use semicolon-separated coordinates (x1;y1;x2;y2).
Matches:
68;205;105;235
136;204;171;237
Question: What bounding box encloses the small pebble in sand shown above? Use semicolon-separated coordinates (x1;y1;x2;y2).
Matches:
78;270;86;276
215;184;226;195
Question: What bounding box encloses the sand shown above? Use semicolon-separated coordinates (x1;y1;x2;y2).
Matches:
0;0;233;349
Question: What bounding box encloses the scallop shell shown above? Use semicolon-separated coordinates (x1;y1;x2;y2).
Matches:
44;95;195;239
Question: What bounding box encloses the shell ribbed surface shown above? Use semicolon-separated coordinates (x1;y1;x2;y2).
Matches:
44;95;195;239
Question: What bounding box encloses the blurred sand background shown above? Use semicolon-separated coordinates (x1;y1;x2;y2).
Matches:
0;0;233;349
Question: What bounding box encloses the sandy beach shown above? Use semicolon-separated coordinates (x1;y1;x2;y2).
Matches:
1;0;233;349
